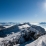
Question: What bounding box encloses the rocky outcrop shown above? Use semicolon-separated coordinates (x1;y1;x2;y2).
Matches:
31;25;45;34
31;25;45;39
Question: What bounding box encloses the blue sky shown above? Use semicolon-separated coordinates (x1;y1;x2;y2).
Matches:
0;0;46;22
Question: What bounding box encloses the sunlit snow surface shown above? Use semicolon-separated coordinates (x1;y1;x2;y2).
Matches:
3;25;14;28
18;24;30;29
30;23;39;25
25;35;46;46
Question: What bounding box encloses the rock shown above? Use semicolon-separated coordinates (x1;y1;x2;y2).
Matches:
31;25;45;39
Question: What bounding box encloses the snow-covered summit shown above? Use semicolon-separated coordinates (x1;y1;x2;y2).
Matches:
0;22;46;46
18;24;30;29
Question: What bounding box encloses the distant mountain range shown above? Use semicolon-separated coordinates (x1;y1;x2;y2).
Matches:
0;22;16;26
39;22;46;24
0;22;46;26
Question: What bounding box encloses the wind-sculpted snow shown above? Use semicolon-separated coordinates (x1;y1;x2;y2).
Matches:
26;35;46;46
0;23;46;46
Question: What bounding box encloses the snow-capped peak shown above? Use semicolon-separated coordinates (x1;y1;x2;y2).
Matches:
18;24;30;29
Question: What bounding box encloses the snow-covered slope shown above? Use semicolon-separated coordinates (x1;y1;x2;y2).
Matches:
3;25;14;28
26;35;46;46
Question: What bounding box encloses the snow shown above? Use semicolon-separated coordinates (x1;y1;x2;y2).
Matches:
44;28;46;31
30;22;46;31
12;35;46;46
18;24;30;29
25;35;46;46
0;23;46;46
3;25;14;28
30;23;38;25
0;38;3;41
